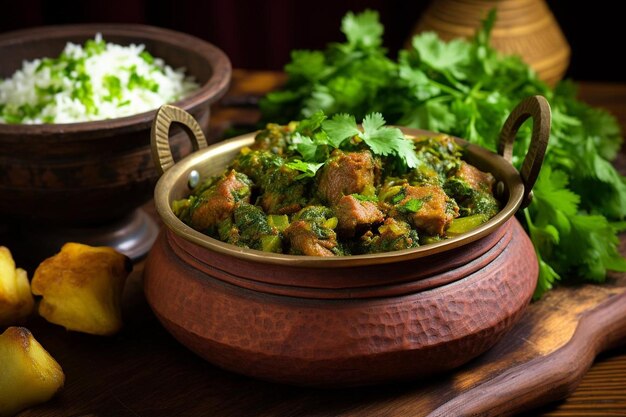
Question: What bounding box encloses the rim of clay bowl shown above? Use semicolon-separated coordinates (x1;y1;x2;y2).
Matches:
0;24;231;138
154;128;524;268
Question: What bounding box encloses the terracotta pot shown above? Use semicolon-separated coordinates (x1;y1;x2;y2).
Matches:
144;97;550;386
0;24;231;225
412;0;570;86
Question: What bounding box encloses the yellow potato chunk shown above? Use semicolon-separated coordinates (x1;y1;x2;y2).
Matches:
0;246;35;326
31;243;131;336
0;327;64;416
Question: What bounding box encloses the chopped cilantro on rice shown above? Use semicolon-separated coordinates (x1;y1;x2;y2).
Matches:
0;34;198;124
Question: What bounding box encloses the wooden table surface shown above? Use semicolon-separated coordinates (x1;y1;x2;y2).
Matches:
13;71;626;416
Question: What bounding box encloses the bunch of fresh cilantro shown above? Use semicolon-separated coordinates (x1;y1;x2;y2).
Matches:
260;9;626;298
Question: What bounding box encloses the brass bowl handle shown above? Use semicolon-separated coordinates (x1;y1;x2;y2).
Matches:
151;104;209;175
497;95;551;209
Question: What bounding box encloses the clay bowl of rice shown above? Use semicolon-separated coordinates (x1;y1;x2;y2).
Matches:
0;24;230;259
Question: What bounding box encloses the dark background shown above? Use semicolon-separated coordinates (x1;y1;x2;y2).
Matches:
0;0;622;82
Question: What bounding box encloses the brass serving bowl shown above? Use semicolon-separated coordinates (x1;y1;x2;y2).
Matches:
144;97;550;386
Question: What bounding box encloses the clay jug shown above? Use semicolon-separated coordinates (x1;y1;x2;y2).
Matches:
412;0;570;85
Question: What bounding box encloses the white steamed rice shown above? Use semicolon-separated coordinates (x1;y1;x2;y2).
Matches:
0;34;199;124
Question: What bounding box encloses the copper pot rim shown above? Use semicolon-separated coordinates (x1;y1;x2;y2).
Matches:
154;127;525;268
0;24;231;138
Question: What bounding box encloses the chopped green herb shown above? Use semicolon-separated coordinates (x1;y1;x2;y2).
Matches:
102;75;122;102
128;72;159;92
285;159;324;179
139;51;154;64
35;85;63;97
400;198;423;213
84;38;106;56
391;191;406;205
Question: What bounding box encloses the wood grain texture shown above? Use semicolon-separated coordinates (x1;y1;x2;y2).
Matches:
8;73;626;416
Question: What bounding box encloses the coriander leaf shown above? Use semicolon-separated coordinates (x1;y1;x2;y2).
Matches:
474;8;496;48
296;110;327;135
291;133;318;161
612;221;626;232
582;108;622;160
398;65;442;101
395;134;420;168
85;38;106;56
535;257;561;299
411;32;470;79
563;214;626;281
285;160;324;180
362;111;385;132
524;209;561;299
401;198;423;213
533;167;579;217
302;86;335;117
139;51;154;64
391;191;406;205
402;100;458;134
361;113;418;168
102;75;122;101
286;50;327;82
570;137;626;219
341;10;383;49
322;113;360;148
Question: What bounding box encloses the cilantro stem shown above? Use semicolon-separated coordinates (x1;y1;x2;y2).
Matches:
465;82;483;104
427;79;464;98
441;70;469;94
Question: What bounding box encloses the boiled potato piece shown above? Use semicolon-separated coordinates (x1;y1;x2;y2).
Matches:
0;327;64;416
31;243;131;336
0;246;35;326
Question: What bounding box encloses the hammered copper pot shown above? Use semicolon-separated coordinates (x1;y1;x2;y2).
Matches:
144;97;550;387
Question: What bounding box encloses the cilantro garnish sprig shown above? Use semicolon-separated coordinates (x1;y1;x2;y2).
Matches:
285;110;417;179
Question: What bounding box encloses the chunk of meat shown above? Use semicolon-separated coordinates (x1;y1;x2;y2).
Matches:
445;163;499;217
216;203;282;252
453;162;495;192
259;165;308;214
230;149;282;184
408;134;464;185
250;123;293;155
317;150;378;205
284;220;336;257
190;170;251;231
335;195;384;237
362;218;419;253
393;184;458;236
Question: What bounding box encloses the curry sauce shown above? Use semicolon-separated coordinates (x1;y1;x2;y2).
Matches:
173;122;499;256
